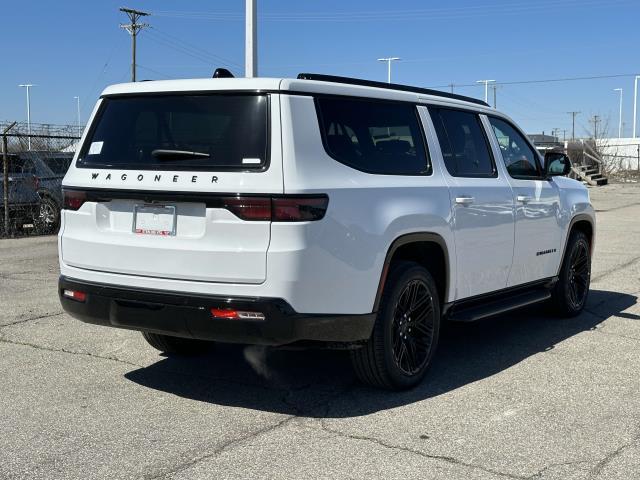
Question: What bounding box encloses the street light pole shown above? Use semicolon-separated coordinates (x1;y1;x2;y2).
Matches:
614;88;623;138
245;0;257;77
377;57;400;84
18;84;35;150
476;80;496;104
633;76;639;139
74;96;81;138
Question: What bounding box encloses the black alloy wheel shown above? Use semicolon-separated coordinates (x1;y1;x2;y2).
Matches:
391;279;435;376
551;230;591;317
567;239;590;310
351;261;441;390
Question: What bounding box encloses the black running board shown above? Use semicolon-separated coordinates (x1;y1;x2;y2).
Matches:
446;285;552;323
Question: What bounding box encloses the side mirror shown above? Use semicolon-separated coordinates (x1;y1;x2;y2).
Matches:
544;151;571;177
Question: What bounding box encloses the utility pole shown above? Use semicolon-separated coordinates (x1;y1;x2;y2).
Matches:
18;84;35;150
377;57;401;84
448;83;455;93
476;79;495;104
567;111;580;140
490;84;501;108
590;115;601;140
614;88;623;138
3;122;17;235
245;0;257;77
73;96;81;138
119;7;150;82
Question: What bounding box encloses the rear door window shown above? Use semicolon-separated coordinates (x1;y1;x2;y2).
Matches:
78;94;269;171
316;97;430;175
430;107;496;178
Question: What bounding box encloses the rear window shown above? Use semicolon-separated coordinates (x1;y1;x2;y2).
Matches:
316;97;430;175
77;94;269;171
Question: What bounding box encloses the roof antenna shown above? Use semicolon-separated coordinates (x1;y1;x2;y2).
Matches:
213;68;234;78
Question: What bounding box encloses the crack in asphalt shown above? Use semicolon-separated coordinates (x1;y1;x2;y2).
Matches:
594;201;640;213
141;382;354;478
316;421;528;480
587;432;640;479
143;415;298;480
590;255;640;283
0;335;143;368
526;459;592;479
0;334;314;397
0;311;64;329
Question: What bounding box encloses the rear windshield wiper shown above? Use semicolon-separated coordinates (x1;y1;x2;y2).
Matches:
151;149;210;160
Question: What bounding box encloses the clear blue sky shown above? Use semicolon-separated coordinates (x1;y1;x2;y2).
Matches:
2;0;638;137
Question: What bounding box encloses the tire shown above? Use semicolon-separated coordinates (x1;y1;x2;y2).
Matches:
551;230;591;317
35;196;60;234
141;332;212;355
350;261;441;390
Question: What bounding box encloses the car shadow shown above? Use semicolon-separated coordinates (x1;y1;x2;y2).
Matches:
124;289;637;418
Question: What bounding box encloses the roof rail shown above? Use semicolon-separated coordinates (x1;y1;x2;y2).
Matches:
296;73;489;107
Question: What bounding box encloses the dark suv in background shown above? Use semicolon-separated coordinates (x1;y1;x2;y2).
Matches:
15;151;73;233
1;154;41;233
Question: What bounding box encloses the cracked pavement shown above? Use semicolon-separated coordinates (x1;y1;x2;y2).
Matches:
1;183;640;479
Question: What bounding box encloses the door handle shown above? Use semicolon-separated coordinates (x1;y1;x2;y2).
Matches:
455;196;475;206
516;195;532;204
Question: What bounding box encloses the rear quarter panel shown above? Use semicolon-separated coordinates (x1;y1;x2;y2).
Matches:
276;94;455;314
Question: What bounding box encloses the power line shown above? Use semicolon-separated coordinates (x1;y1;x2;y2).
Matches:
429;73;640;90
150;26;241;70
151;0;634;22
144;29;241;75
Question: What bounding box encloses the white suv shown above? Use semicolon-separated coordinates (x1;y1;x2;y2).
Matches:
59;73;594;390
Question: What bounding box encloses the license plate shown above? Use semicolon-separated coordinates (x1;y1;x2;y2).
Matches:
133;205;176;236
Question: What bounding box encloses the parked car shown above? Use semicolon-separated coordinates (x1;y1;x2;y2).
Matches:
58;73;594;390
15;151;73;233
0;154;41;233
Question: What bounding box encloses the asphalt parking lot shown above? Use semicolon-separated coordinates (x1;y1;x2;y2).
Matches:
1;183;639;480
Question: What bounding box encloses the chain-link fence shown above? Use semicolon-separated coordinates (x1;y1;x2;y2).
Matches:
1;122;80;238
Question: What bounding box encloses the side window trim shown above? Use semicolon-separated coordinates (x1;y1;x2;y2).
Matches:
487;115;545;180
428;106;499;179
314;94;433;176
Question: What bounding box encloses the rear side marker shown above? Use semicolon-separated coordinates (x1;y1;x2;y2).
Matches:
210;308;266;321
63;289;87;302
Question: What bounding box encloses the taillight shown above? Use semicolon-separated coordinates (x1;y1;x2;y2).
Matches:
272;196;329;222
63;189;87;211
222;196;271;221
221;195;328;222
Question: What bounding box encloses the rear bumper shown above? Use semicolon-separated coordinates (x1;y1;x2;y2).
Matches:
59;276;375;346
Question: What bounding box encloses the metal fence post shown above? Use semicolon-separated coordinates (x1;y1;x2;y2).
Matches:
2;122;17;235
